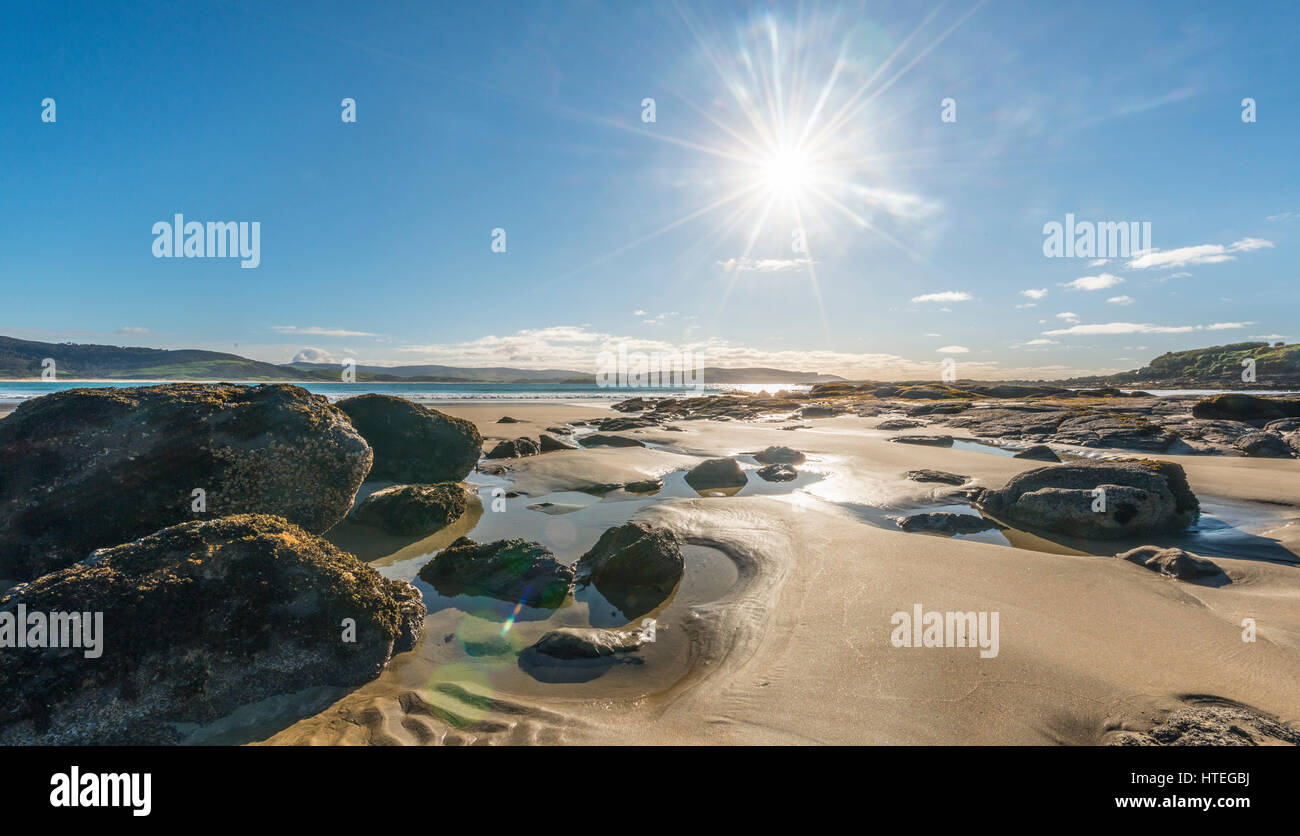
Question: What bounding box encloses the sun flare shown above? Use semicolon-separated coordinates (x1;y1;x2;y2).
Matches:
761;148;813;195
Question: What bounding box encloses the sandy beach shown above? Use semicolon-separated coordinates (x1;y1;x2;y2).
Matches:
240;401;1300;746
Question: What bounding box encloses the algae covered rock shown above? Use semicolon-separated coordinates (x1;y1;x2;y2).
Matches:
418;537;574;608
0;514;424;745
336;393;481;483
350;483;470;536
575;522;683;618
0;383;372;581
975;459;1199;540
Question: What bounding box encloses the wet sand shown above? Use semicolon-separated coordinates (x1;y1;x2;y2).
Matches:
247;405;1300;745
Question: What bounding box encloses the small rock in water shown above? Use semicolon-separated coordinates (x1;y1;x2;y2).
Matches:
623;478;664;493
1013;444;1061;462
757;463;797;482
684;457;747;490
889;434;954;447
754;445;806;465
897;512;1002;535
1116;545;1223;581
496;416;521;423
527;627;648;660
575;522;684;618
906;469;967;485
418;536;574;608
580;434;646;448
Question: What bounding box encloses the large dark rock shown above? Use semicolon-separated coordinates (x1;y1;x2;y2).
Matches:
485;437;541;459
349;483;470;536
684;457;747;490
575;522;684;618
0;383;372;581
1116;546;1223;581
336;394;480;483
418;537;573;608
753;445;806;465
1233;431;1294;458
1191;393;1300;423
975;460;1200;540
0;514;423;745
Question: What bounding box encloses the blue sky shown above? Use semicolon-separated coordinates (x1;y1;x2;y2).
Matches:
2;0;1296;379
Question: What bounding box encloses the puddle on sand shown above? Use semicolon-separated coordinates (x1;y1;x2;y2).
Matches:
300;457;818;714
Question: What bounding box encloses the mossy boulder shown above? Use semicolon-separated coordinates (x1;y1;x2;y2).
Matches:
0;514;424;745
0;383;372;581
336;394;481;483
418;537;574;608
349;483;471;536
975;459;1199;540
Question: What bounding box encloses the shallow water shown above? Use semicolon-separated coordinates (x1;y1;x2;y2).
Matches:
299;455;818;717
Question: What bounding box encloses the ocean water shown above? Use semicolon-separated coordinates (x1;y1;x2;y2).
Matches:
0;380;810;405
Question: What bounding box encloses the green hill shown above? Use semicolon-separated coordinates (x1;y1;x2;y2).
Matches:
0;336;303;380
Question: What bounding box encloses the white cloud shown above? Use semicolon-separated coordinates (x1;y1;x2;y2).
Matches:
118;326;150;335
1020;288;1048;300
911;291;972;303
273;326;379;338
1056;312;1080;322
1024;338;1058;345
1106;295;1134;305
1044;321;1253;336
292;347;337;364
633;309;647;316
936;345;969;354
717;257;812;273
378;324;1107;379
1088;258;1108;267
1063;273;1123;291
1126;238;1274;270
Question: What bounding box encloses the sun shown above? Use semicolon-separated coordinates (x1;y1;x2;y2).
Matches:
761;148;813;196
